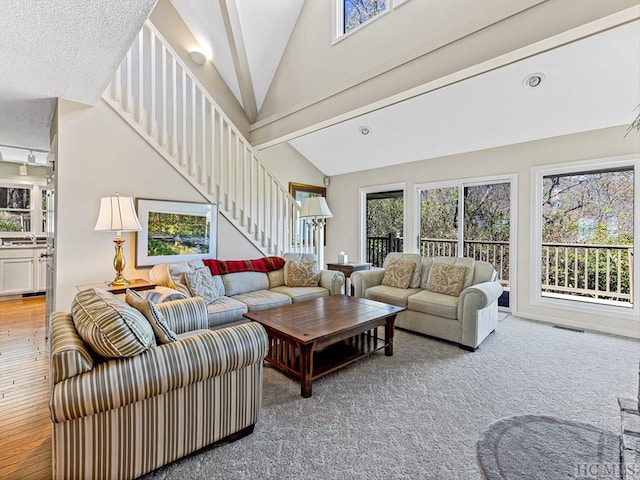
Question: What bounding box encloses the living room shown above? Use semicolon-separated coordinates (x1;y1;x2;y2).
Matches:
0;0;639;479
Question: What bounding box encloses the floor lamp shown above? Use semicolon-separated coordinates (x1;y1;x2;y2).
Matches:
300;196;333;268
94;193;142;286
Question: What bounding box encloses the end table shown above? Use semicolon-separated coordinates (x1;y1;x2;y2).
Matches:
326;263;371;295
76;278;157;295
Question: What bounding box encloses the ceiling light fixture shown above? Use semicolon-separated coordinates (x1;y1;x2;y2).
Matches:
523;73;545;89
359;126;371;135
27;150;36;163
189;50;207;66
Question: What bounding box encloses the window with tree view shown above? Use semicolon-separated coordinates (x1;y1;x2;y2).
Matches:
540;167;634;306
0;186;31;233
341;0;387;35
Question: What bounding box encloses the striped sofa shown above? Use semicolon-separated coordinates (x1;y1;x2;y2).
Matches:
49;294;269;480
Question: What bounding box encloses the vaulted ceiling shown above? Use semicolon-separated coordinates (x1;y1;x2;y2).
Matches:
0;0;638;175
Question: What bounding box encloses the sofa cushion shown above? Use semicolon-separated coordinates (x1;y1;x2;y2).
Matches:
381;260;415;289
223;271;269;296
285;260;319;287
270;286;328;303
426;263;467;297
365;285;422;308
185;267;220;304
160;259;206;296
125;289;177;344
421;257;475;290
267;268;285;288
205;296;249;328
383;253;422;288
72;288;156;358
141;286;188;303
231;290;292;311
407;290;459;320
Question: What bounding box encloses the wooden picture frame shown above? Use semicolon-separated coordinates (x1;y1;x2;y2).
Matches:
289;182;327;246
135;198;217;267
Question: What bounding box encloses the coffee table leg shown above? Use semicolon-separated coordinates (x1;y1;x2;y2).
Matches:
385;315;396;356
299;343;314;398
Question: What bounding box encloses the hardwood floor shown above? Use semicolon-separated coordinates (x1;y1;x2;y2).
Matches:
0;296;52;480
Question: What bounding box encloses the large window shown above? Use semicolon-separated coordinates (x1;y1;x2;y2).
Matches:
417;176;515;309
534;157;638;312
0;186;31;232
336;0;388;39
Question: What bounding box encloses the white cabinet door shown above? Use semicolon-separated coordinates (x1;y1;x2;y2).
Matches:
0;252;35;294
36;250;47;291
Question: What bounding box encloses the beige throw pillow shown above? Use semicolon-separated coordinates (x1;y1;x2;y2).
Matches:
285;260;319;287
185;267;220;304
381;260;415;289
125;289;177;344
426;263;468;297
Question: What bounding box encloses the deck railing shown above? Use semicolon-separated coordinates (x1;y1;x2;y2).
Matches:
367;236;633;304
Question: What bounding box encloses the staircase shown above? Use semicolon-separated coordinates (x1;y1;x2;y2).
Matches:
101;20;312;257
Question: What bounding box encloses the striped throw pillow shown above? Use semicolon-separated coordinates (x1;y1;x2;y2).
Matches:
72;288;156;358
125;289;177;344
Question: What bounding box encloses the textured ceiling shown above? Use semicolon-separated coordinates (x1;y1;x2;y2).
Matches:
0;0;157;150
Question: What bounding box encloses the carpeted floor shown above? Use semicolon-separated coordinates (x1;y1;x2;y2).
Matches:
142;315;639;480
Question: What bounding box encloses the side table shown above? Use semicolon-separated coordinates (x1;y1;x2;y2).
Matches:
326;263;371;296
76;278;157;295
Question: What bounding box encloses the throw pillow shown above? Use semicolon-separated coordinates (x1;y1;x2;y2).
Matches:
71;288;156;358
425;263;468;297
125;289;177;344
381;260;415;289
284;260;319;287
185;267;220;304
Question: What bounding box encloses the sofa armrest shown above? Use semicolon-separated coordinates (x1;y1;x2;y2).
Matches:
459;281;503;312
318;269;345;295
155;297;208;334
351;269;385;297
141;286;188;303
50;322;268;423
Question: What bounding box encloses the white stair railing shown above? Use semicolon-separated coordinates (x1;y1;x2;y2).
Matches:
102;20;314;257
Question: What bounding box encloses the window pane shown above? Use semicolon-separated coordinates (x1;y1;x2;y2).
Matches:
541;168;634;305
419;187;458;257
0;187;31;209
344;0;386;33
366;190;403;267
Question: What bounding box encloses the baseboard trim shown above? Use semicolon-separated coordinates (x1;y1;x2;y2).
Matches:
513;311;640;340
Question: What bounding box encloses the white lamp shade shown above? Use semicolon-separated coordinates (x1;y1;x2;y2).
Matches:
94;195;142;232
300;196;333;219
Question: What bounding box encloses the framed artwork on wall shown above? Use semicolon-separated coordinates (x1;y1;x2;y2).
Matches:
289;182;327;246
135;198;217;267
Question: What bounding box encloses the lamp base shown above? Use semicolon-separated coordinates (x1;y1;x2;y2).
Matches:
108;274;131;287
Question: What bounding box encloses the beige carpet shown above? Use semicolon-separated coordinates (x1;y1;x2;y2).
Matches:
142;316;638;480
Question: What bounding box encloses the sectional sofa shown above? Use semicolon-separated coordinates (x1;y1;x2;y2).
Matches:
149;252;345;330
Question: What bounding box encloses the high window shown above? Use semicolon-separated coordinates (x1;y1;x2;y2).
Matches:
533;157;638;313
336;0;388;39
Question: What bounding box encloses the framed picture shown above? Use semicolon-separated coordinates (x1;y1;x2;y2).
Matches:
135;199;217;267
289;182;327;246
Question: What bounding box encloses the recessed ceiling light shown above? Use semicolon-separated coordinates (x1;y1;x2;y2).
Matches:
523;73;545;89
359;126;371;135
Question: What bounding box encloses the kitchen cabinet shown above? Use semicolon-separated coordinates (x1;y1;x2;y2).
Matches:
0;248;47;295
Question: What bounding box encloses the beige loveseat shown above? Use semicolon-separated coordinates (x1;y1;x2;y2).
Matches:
49;289;268;480
351;253;503;351
149;253;345;330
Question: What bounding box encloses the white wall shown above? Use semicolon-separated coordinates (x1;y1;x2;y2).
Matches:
326;126;640;337
260;142;325;190
55;99;260;311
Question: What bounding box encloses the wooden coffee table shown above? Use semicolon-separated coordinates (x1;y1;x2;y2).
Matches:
243;295;404;397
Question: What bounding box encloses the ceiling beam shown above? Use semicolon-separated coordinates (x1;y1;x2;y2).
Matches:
219;0;258;122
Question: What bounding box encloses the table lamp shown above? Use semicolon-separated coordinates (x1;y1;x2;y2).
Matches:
300;196;333;267
94;193;142;286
